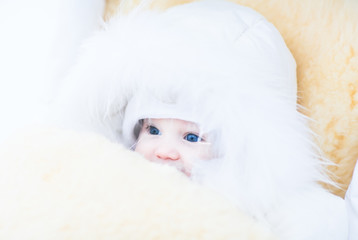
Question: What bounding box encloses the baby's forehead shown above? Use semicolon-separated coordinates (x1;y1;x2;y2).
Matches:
144;118;201;131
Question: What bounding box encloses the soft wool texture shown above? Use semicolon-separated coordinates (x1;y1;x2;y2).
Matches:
0;128;275;240
104;0;358;198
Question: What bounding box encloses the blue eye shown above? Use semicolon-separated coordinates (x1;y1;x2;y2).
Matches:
184;133;201;142
148;126;160;135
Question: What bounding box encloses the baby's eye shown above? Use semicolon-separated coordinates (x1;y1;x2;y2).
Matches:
147;126;161;135
184;133;201;142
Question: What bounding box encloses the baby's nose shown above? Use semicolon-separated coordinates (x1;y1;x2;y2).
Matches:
154;146;180;161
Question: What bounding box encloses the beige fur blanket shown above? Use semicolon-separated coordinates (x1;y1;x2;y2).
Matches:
0;128;274;239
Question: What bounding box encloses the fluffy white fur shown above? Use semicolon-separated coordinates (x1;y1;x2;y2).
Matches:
0;128;274;239
55;0;347;239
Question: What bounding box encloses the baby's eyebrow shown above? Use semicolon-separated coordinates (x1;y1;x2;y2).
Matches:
184;127;203;136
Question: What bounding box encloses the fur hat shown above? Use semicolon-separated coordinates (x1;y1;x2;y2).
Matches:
58;0;332;217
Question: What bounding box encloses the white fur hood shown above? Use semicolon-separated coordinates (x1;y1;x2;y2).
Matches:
56;1;346;237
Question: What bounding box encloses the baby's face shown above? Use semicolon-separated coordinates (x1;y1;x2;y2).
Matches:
134;118;212;176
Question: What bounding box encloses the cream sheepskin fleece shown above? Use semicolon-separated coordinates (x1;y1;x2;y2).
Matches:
0;128;275;240
104;0;358;197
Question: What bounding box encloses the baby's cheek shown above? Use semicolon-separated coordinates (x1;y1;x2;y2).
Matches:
184;145;212;165
198;145;212;160
134;139;152;159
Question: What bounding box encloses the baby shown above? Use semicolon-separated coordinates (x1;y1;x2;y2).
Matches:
122;92;213;176
135;118;212;176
